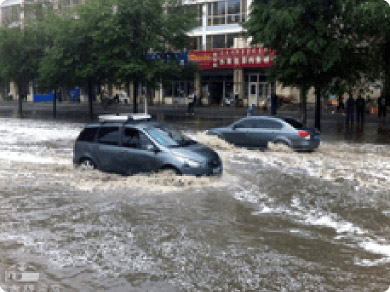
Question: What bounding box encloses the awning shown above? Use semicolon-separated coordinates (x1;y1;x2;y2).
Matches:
0;0;22;8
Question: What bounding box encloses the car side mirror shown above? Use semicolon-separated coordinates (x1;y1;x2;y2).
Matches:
146;144;159;152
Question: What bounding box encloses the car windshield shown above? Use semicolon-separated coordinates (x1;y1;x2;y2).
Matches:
282;117;304;129
146;126;196;147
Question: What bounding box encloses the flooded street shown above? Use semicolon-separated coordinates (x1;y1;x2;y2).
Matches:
0;117;389;291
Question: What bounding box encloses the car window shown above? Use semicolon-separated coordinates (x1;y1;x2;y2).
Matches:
146;126;195;147
123;128;154;150
234;119;254;129
97;126;120;146
283;118;304;129
252;119;282;129
77;127;98;142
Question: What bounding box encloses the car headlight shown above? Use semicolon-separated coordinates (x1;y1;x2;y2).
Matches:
176;156;201;168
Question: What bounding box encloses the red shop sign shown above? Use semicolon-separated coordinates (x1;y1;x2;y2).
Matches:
189;48;275;70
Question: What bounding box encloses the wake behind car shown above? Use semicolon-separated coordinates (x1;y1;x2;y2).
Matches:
73;113;222;176
207;116;320;152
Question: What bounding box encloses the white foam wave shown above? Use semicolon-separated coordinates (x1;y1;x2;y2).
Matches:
0;150;70;164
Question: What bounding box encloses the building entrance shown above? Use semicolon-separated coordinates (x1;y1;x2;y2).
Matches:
201;70;233;105
246;72;275;108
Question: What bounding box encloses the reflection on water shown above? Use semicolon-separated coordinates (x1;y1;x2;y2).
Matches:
0;118;389;291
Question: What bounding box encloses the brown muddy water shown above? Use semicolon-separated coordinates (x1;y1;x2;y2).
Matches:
0;117;389;291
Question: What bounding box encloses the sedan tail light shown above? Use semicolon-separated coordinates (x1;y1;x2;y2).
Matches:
299;131;311;140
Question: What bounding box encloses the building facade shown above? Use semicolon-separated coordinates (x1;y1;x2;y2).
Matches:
157;0;297;107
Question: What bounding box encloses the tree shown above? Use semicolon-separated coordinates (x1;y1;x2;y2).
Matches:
93;0;197;113
0;26;44;117
37;6;92;118
353;0;390;101
38;0;197;116
244;0;365;130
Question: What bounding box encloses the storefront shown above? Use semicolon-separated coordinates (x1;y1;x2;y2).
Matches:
189;47;276;106
201;70;233;105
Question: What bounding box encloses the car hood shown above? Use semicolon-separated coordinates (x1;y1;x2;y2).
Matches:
171;143;220;162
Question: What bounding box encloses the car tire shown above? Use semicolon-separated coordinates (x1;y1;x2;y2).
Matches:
160;167;180;176
273;140;290;148
79;158;96;170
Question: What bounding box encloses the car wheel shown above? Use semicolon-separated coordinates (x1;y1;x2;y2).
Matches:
272;140;292;150
79;158;96;170
160;167;180;176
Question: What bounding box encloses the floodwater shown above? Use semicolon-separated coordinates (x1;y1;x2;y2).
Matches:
0;117;389;291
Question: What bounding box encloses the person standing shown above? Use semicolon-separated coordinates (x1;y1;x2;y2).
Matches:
355;95;365;123
186;92;195;115
345;95;355;124
247;104;254;117
123;91;129;104
378;95;387;120
271;93;278;115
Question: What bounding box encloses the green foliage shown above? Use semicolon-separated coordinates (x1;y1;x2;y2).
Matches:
0;26;44;91
352;0;390;96
244;0;366;91
37;0;197;91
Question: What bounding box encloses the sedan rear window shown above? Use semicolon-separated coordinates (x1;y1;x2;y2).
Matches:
283;118;304;129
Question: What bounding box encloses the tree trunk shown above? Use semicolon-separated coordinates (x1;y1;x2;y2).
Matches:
16;82;23;118
133;79;138;113
87;80;94;119
53;88;57;119
300;85;307;124
315;86;321;131
384;36;390;104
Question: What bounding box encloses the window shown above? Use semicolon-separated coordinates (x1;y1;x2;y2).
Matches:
206;0;246;26
227;0;240;24
283;118;304;129
98;127;120;146
227;33;240;48
228;0;240;14
234;119;254;129
253;120;282;129
146;126;194;147
206;34;240;50
189;37;201;51
78;127;98;142
213;35;225;49
250;84;256;95
123;128;154;150
213;1;226;15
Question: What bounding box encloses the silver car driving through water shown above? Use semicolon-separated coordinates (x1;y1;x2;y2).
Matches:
73;114;222;176
207;116;320;151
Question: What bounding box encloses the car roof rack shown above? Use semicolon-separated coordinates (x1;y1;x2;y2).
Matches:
98;113;152;123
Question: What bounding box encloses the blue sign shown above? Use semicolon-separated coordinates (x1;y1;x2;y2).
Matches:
146;52;189;66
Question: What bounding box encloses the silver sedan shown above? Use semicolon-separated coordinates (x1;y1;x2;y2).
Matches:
207;116;320;151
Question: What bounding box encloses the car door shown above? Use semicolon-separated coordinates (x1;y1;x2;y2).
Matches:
96;125;123;173
222;119;254;146
120;128;162;174
247;119;282;147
